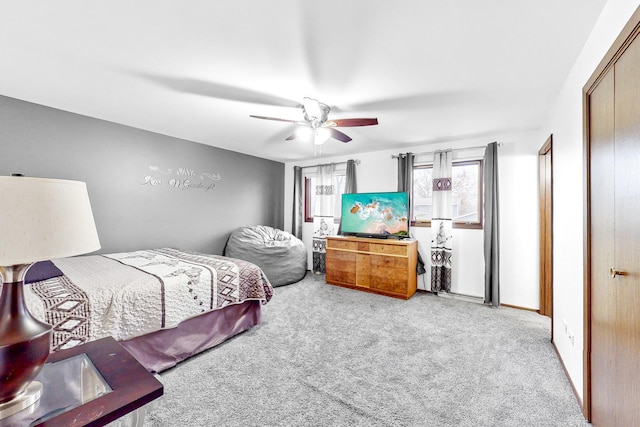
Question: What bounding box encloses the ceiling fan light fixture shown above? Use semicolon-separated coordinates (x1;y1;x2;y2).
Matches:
250;97;378;148
302;97;329;125
314;128;331;145
302;97;321;119
296;126;312;140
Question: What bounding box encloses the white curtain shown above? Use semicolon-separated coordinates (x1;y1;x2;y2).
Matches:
312;164;336;273
431;150;453;292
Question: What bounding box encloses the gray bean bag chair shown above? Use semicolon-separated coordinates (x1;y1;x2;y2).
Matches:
224;225;307;287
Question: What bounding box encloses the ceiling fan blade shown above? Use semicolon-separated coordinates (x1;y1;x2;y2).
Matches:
329;128;352;143
249;115;299;123
137;74;300;108
328;118;378;127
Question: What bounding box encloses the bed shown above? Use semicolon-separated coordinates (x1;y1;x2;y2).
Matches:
23;248;274;372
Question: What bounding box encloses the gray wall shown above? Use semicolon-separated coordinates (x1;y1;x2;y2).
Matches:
0;95;284;255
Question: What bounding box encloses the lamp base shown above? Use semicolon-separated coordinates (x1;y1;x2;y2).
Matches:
0;381;43;420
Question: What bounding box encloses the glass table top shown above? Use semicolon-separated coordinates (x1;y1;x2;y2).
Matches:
0;353;112;426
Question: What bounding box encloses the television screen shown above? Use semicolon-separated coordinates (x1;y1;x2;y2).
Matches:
340;191;410;238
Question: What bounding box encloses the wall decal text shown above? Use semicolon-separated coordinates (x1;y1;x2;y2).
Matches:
141;165;222;192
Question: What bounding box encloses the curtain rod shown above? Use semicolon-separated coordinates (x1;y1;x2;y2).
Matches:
297;159;360;170
390;142;501;159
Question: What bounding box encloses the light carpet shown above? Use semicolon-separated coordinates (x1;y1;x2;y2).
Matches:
144;273;587;426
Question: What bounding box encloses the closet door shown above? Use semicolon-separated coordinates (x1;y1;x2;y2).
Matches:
589;32;640;426
589;67;616;427
610;30;640;427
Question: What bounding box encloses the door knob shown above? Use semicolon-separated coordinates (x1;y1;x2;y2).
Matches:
610;267;627;278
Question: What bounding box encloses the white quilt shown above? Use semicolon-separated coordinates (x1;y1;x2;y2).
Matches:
24;248;273;351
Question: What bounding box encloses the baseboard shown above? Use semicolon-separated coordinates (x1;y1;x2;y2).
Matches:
552;341;585;416
501;303;539;313
417;289;500;306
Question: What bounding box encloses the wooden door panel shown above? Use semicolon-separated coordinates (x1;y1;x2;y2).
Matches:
612;33;640;426
326;250;356;286
543;151;552;314
538;138;553;318
355;254;370;287
589;68;616;427
370;256;408;293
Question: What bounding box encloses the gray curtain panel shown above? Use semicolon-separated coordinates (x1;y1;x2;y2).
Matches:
345;159;357;194
292;166;303;238
337;159;357;235
396;153;426;275
397;153;414;192
396;152;415;224
483;142;500;307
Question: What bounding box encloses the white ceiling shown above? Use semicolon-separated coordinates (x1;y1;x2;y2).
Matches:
0;1;608;162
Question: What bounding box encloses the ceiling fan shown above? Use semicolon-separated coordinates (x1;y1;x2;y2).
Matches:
250;97;378;145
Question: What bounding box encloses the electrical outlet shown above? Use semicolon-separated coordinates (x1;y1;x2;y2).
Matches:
567;329;575;346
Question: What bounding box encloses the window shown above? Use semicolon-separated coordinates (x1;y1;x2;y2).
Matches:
304;174;346;222
413;160;483;229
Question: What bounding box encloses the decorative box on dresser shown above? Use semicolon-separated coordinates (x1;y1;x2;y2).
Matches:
325;235;418;299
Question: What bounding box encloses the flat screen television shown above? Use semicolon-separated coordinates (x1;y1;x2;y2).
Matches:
340;191;410;239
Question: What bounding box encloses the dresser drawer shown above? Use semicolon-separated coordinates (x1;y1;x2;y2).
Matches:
327;239;358;251
369;243;407;256
358;242;370;252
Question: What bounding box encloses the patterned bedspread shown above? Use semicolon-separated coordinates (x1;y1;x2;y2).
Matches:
24;248;273;352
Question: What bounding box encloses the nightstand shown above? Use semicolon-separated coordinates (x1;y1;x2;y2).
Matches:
1;336;163;426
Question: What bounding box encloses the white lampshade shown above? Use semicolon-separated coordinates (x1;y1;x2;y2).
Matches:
314;128;331;145
295;126;312;140
0;176;101;266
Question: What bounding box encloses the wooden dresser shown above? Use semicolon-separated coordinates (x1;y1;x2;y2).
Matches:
325;235;418;299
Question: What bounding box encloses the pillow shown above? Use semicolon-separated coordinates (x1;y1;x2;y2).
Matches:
24;261;64;284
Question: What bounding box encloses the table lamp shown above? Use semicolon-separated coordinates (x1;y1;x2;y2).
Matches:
0;175;101;419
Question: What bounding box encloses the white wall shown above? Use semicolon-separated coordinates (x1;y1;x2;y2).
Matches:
498;139;543;307
280;0;640;408
284;130;542;308
540;0;640;403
